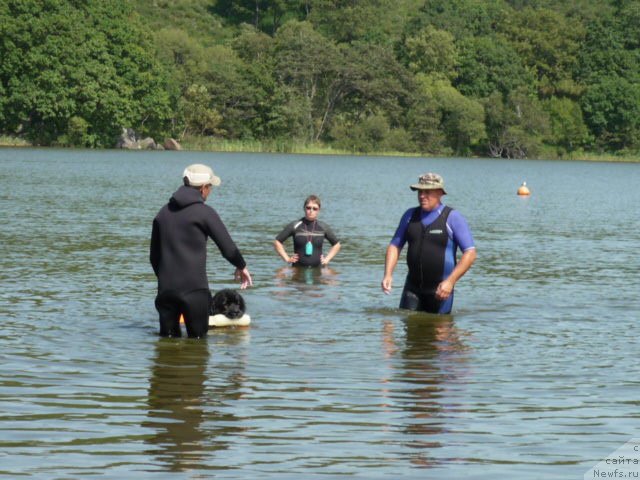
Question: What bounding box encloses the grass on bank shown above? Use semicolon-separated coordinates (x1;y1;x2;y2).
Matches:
2;134;639;162
0;135;31;147
180;136;420;157
562;151;640;163
175;137;640;162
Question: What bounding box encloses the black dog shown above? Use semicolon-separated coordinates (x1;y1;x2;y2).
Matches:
210;289;246;320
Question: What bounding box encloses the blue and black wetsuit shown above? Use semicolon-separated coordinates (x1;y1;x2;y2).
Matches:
390;204;475;314
150;185;246;338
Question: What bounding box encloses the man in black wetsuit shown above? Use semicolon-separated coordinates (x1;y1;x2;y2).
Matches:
150;164;252;338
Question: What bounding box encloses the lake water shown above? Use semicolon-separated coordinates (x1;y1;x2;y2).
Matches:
1;148;639;479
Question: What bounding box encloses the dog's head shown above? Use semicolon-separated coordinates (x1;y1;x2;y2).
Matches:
211;289;246;319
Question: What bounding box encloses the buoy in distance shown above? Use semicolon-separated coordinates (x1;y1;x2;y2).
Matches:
517;181;531;196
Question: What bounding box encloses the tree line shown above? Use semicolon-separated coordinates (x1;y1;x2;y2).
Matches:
1;0;639;158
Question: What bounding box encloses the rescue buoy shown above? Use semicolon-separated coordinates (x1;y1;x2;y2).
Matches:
179;313;251;327
209;313;251;327
517;181;531;196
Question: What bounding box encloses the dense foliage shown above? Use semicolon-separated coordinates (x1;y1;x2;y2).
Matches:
1;0;639;157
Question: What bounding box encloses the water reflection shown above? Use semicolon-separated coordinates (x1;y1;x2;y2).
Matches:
143;339;211;471
384;313;469;468
143;333;251;472
273;266;339;297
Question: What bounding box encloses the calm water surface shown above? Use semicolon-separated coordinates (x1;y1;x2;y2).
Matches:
1;148;639;479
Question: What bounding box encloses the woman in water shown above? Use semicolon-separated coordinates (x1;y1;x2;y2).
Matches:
273;195;341;267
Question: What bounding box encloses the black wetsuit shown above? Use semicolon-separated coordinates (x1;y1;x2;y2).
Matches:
150;185;246;338
275;218;339;267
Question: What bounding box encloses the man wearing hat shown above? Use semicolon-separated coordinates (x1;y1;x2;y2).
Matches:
381;173;476;314
150;164;253;338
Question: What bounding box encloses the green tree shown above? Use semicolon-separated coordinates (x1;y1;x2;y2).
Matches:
576;17;639;83
455;36;534;98
484;88;550;158
330;113;389;152
272;21;347;140
168;42;270;140
0;0;171;146
329;113;415;153
544;97;591;153
500;7;585;96
264;85;312;140
212;0;302;34
56;115;96;147
400;26;458;81
177;84;225;138
405;98;447;154
618;1;640;49
272;21;414;143
232;24;276;63
308;0;401;43
581;76;640;150
417;75;485;154
153;28;209;93
410;0;509;39
340;42;414;126
231;26;290;139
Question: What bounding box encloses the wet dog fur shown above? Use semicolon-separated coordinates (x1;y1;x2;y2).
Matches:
210;289;246;320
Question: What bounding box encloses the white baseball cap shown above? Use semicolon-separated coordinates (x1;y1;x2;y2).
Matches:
183;164;221;187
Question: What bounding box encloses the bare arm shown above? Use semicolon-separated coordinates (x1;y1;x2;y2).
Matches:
321;242;341;265
381;244;400;294
435;248;477;300
273;239;298;264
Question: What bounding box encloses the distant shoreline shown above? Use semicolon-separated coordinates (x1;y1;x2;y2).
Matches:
1;135;638;163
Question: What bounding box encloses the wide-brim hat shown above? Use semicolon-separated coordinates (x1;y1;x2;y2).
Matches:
183;164;221;187
410;172;446;194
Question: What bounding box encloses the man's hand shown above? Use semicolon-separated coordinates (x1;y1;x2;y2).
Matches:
234;267;253;289
435;279;453;300
381;275;393;294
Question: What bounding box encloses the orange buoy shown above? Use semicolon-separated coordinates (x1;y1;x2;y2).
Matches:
517;181;531;196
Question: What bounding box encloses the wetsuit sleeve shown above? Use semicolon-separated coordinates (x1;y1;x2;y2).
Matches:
275;221;296;243
150;218;160;276
447;210;475;251
204;207;247;269
321;222;339;245
389;208;415;249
